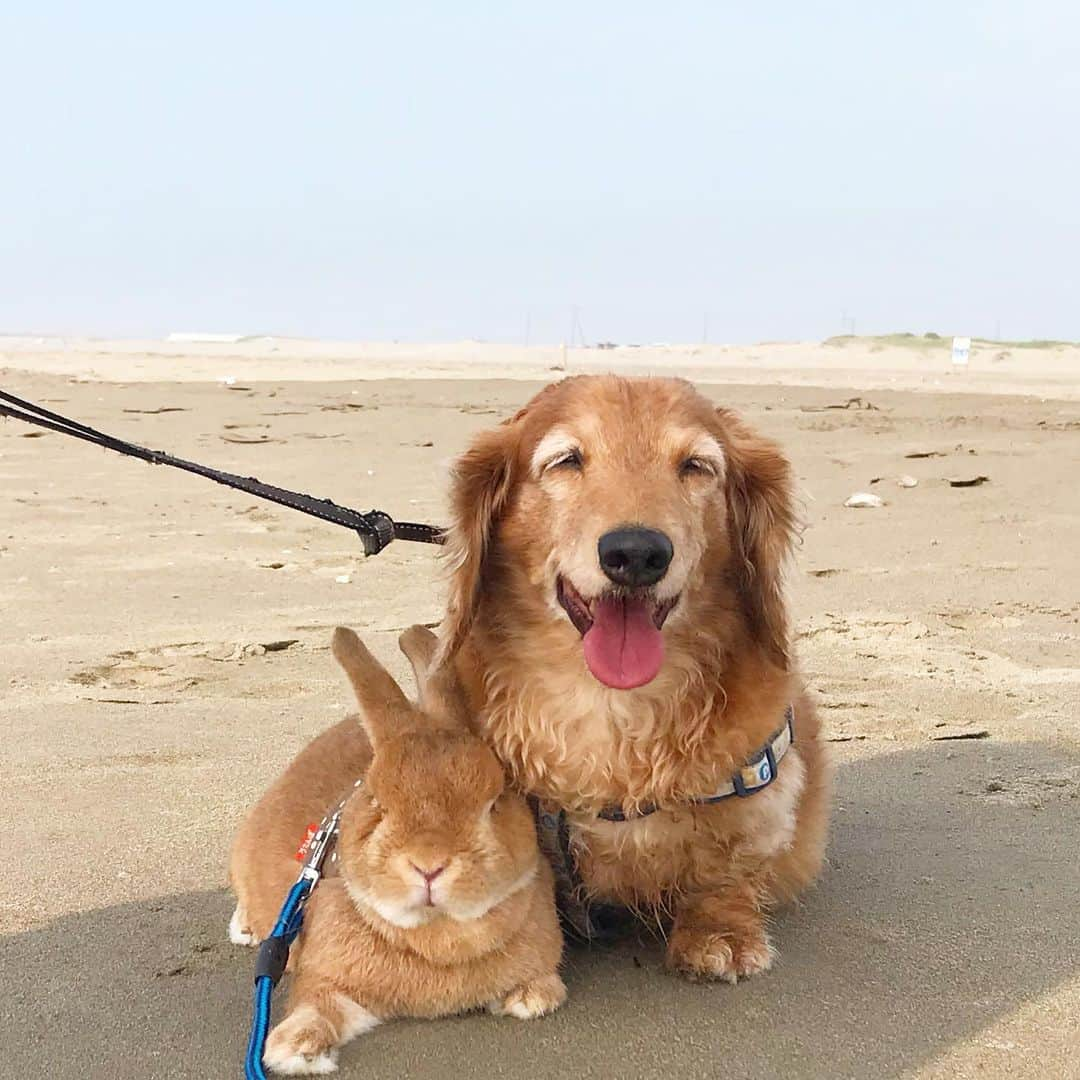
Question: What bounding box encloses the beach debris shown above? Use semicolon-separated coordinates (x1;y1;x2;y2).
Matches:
221;434;278;444
945;475;990;487
1037;418;1080;430
258;561;285;570
82;697;176;706
335;573;352;584
802;396;881;413
905;444;977;458
897;475;919;488
844;492;884;508
217;376;237;386
807;568;841;578
207;640;299;661
929;726;990;741
122;407;188;414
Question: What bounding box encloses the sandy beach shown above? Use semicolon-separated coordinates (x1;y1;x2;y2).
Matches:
2;339;1078;1079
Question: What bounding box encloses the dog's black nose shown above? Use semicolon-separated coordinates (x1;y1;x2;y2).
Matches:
598;527;674;587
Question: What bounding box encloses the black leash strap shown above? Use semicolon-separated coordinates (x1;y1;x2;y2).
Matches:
0;389;445;556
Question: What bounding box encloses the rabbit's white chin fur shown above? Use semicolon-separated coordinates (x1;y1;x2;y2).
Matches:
344;880;440;929
345;861;538;928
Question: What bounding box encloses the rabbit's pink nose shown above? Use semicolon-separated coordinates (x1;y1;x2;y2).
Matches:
410;862;446;883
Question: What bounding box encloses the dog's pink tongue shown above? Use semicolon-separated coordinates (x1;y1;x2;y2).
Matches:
583;596;664;689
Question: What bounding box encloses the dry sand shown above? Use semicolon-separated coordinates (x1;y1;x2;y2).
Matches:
2;339;1078;1079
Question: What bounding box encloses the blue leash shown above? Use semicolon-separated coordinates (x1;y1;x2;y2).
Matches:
243;805;345;1079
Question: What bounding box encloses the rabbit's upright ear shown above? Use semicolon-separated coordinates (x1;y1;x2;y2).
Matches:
332;627;414;744
399;624;471;732
399;624;439;697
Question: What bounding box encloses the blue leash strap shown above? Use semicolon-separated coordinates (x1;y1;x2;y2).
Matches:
245;974;277;1080
244;880;312;1080
242;800;347;1079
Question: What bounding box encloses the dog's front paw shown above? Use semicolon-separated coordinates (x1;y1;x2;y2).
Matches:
490;973;567;1019
666;925;775;984
264;1008;339;1075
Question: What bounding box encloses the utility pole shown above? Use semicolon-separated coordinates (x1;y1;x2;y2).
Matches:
569;305;586;348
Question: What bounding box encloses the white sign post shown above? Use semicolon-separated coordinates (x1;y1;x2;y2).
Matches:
951;336;971;366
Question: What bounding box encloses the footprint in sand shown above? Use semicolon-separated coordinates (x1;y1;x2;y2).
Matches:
68;639;300;693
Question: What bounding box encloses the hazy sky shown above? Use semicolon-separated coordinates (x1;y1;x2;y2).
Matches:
2;3;1078;344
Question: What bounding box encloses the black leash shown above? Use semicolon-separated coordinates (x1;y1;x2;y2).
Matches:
0;389;445;556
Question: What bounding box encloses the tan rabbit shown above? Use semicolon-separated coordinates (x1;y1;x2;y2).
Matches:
229;625;565;1076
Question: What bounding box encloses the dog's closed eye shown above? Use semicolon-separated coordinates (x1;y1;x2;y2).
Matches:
532;430;585;477
546;448;583;473
679;456;718;478
677;435;725;480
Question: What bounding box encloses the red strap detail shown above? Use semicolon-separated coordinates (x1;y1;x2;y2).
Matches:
295;824;318;862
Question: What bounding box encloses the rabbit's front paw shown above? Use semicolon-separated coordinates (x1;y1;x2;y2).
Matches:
228;906;259;947
491;973;567;1019
264;1007;339;1075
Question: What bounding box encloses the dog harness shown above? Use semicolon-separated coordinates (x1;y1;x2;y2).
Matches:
533;706;795;940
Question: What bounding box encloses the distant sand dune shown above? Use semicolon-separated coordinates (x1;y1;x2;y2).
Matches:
2;334;1078;398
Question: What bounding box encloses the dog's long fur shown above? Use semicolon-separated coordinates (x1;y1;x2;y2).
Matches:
442;375;830;980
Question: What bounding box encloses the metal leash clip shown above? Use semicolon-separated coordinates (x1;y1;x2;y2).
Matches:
298;806;343;885
357;510;396;556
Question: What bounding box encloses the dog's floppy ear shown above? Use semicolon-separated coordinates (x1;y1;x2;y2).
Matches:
439;421;520;661
716;410;798;669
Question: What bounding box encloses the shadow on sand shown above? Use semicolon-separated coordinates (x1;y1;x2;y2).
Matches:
4;740;1078;1080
